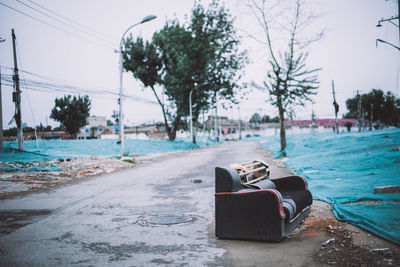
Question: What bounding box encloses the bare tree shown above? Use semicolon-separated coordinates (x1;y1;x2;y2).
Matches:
242;0;322;151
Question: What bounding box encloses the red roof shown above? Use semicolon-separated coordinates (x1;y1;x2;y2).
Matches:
291;118;356;127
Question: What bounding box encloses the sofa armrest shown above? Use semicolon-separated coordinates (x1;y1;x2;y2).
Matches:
215;166;243;193
271;175;308;191
215;189;286;219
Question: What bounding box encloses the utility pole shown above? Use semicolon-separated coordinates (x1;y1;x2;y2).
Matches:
202;109;206;142
12;29;23;150
0;61;3;148
238;105;241;140
0;36;4;148
376;1;400;50
215;94;219;142
370;103;373;131
357;91;362;132
311;107;316;133
332;80;339;134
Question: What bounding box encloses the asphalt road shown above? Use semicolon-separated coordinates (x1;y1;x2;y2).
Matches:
0;141;280;266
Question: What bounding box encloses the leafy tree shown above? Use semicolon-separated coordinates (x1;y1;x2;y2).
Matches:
344;89;400;128
106;120;114;126
123;0;246;143
36;123;52;132
124;24;189;141
249;113;261;124
22;127;35;133
50;95;91;138
270;116;279;123
3;127;17;137
243;0;322;151
261;115;270;123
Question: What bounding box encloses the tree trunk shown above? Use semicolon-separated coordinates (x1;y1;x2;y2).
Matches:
277;98;286;151
168;127;177;141
150;86;175;141
192;131;196;144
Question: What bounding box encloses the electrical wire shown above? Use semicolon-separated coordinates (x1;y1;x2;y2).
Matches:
15;0;116;46
0;2;115;50
0;70;158;105
25;0;115;42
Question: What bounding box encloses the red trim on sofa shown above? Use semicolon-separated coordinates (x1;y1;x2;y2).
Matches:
215;189;286;219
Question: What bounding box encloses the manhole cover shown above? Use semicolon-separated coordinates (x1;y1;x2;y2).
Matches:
147;215;194;225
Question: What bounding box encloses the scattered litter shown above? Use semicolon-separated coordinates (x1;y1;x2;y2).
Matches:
323;238;335;246
371;248;390;252
0;162;62;172
383;258;393;264
0;157;134;196
374;185;400;194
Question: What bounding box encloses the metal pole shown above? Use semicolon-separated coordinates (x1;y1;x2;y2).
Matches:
357;90;361;132
0;65;3;148
370;103;373;131
118;15;156;156
202;109;206;142
119;46;125;155
0;37;4;148
238;105;241;139
189;89;193;143
215;94;218;141
12;29;23;150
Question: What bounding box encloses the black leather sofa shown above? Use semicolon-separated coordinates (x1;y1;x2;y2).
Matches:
215;161;312;241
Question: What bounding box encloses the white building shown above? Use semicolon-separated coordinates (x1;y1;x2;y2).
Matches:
77;116;108;139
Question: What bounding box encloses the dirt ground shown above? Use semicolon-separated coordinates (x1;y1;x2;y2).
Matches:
0;151;180;198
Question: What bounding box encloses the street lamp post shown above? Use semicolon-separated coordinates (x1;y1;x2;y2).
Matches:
0;37;5;148
119;15;156;156
189;89;194;143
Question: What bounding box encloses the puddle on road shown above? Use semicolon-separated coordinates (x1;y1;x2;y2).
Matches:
146;215;195;226
0;209;52;236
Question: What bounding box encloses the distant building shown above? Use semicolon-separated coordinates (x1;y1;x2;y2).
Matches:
23;131;68;140
78;115;108;139
124;125;167;140
291;118;357;128
204;116;250;134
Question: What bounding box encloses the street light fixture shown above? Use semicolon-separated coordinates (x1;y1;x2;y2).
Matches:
119;14;156;156
376;38;400;51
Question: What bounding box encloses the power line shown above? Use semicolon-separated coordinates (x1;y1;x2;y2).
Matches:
15;0;115;46
0;2;114;50
1;73;158;105
26;0;115;42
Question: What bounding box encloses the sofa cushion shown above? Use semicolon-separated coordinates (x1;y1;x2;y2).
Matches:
279;190;312;215
282;197;296;222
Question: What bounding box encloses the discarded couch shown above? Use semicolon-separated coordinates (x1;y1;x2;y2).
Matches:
215;160;312;241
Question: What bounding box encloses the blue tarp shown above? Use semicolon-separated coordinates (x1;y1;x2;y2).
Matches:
263;128;400;245
1;138;221;163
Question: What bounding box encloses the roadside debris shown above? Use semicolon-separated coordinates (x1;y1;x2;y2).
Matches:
374;185;400;194
0;157;134;197
316;220;399;266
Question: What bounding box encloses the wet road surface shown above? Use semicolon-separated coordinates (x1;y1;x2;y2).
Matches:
0;141;271;266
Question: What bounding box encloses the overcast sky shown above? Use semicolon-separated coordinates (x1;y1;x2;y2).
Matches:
0;0;399;129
